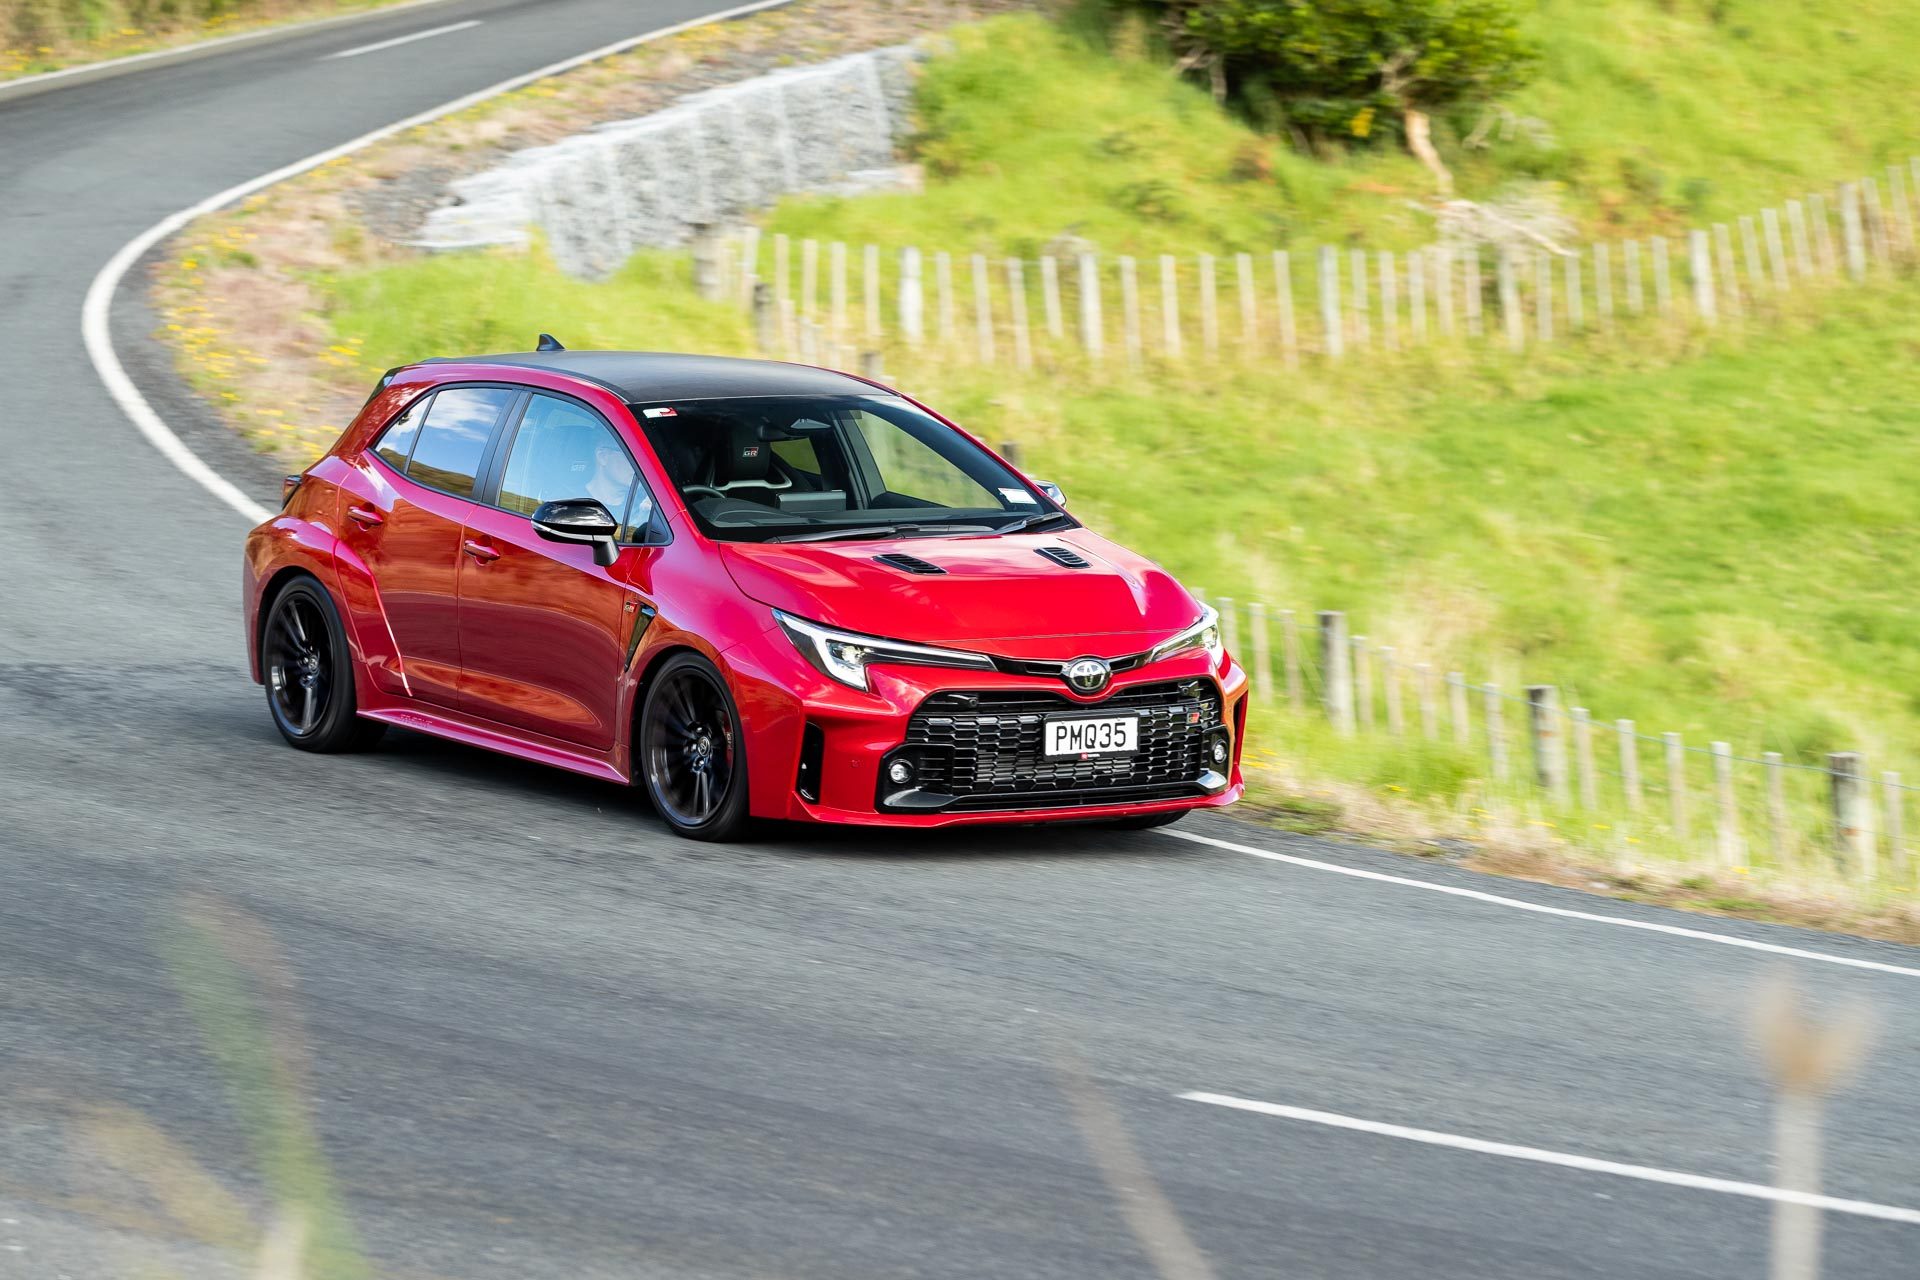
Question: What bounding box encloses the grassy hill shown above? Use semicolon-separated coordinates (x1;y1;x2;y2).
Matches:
305;3;1920;880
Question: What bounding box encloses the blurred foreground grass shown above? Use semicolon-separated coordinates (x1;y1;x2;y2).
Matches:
1;0;417;78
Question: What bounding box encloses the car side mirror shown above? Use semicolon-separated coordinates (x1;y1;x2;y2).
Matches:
533;499;621;567
1035;480;1066;507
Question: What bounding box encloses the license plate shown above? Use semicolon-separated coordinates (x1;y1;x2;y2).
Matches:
1045;715;1138;757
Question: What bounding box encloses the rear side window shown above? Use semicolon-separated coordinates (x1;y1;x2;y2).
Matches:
406;387;515;498
372;396;425;471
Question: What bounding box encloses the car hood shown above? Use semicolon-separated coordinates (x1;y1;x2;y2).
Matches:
720;529;1201;655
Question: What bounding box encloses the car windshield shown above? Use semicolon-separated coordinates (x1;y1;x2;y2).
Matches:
631;394;1069;542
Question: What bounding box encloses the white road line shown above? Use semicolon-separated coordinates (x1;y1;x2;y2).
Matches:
1181;1091;1920;1227
1166;828;1920;980
324;19;481;60
85;0;794;527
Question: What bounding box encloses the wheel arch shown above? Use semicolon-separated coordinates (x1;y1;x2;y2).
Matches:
251;565;326;683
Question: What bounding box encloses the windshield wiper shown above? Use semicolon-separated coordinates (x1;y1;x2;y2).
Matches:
984;510;1076;535
768;521;1001;543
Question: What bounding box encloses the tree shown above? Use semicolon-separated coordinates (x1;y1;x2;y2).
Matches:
1129;0;1537;193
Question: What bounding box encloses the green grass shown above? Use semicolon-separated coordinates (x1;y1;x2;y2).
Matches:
2;0;420;79
762;6;1920;255
312;3;1920;874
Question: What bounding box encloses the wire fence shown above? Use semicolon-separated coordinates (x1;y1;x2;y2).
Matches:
1195;595;1918;893
708;160;1920;374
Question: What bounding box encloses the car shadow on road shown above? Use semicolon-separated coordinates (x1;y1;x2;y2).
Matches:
371;726;1197;863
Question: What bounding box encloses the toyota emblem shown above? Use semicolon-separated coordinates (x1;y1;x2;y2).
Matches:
1064;657;1111;694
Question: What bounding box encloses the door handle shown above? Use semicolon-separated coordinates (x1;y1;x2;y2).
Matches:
347;505;383;527
462;540;501;563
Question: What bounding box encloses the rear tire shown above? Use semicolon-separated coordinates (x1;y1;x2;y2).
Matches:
262;577;384;753
639;653;751;842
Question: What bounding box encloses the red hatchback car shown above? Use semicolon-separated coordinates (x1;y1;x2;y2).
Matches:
244;346;1247;840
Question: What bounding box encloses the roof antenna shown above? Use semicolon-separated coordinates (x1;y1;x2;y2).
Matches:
536;333;566;352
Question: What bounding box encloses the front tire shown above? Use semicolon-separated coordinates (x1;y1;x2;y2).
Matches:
262;577;384;753
640;653;751;842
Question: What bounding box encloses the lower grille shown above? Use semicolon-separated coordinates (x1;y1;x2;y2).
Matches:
886;680;1223;813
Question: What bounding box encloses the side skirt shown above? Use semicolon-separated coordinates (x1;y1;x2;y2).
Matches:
358;705;629;786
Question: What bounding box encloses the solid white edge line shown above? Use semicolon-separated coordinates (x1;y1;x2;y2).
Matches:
1164;828;1920;979
0;0;472;98
1181;1092;1920;1227
325;19;482;60
83;0;795;527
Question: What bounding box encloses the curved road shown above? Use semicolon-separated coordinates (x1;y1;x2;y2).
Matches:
3;6;1919;1277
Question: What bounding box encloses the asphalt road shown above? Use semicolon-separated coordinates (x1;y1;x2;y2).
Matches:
2;5;1919;1277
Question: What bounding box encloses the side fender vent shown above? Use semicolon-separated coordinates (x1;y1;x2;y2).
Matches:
1036;545;1090;569
874;552;946;575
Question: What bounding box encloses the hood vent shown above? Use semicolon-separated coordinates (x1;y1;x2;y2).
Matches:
874;552;946;575
1035;545;1090;569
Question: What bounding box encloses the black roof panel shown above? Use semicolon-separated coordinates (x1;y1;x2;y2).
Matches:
430;350;878;402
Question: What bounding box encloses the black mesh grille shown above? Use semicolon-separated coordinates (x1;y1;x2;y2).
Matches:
898;680;1222;812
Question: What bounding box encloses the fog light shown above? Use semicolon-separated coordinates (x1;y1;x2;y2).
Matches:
1211;739;1229;765
888;760;914;785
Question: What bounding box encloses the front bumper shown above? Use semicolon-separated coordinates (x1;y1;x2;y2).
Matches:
724;622;1249;827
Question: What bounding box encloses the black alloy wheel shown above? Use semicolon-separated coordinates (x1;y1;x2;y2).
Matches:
263;577;384;752
640;653;750;841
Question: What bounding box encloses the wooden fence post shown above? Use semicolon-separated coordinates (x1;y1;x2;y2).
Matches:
1408;251;1427;343
862;243;882;340
1563;249;1584;332
1078;252;1104;362
1198;253;1220;354
1888;163;1915;257
1651;236;1674;317
1618;720;1642;813
1840;183;1867;280
1862;177;1890;264
1160;254;1183;358
1381;647;1404;735
1039;255;1063;340
1417;663;1438;740
798;237;819;320
971;253;995;364
1007;257;1032;370
1712;741;1741;866
1534;250;1554;343
1273;250;1299;367
1810;191;1838;277
1689;230;1716;325
1740;215;1767;293
934;249;954;347
1829;751;1875;877
1118;255;1143;365
1785;200;1814;279
773;235;792;326
1571;706;1597;808
898;247;924;346
1714;223;1743;318
1218;597;1239;660
1318;246;1343;358
827;241;848;344
738;225;761;305
1664;732;1689;843
1236;252;1259;351
1349;247;1371;348
1762;208;1791;290
1484;685;1508;782
1248;602;1273;701
1380;251;1400;351
1624;240;1645;315
1464;248;1485;338
859;350;884;380
1593;243;1613;331
1435;246;1457;337
1497;247;1524;351
1281;609;1303;709
1352;635;1374;731
1885;772;1907;877
1527;686;1568;804
752;281;775;352
1321;611;1353;733
1765;751;1789;861
1449;673;1470;748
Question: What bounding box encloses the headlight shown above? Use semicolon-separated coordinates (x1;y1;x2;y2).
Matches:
774;610;996;691
1147;605;1224;667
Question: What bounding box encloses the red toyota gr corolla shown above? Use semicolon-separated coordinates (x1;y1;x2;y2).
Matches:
244;344;1247;840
